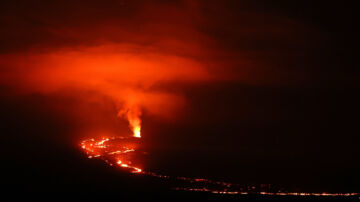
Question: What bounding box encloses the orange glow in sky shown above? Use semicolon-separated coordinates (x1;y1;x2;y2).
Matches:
0;44;215;137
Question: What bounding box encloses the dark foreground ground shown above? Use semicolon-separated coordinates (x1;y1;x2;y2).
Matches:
1;147;358;201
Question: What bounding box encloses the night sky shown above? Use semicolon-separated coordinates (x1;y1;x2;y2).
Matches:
0;0;359;199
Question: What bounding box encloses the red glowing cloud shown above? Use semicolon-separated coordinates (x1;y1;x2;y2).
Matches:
0;2;226;137
0;0;309;137
0;43;215;136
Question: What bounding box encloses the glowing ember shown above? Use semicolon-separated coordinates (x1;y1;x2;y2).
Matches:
80;136;359;198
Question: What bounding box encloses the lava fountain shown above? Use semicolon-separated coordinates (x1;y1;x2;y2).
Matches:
117;102;142;138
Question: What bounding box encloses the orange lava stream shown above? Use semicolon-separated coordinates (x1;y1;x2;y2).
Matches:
80;137;142;173
80;136;359;197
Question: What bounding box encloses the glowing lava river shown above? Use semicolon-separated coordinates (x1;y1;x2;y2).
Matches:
80;136;359;198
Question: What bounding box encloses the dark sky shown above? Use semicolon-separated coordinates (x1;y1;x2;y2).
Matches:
0;0;359;196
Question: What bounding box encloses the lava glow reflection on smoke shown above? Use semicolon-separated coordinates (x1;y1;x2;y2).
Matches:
80;136;359;197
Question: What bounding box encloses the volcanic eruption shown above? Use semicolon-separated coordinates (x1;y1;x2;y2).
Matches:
0;0;359;199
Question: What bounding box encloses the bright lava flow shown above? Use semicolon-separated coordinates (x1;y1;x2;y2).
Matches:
80;136;359;198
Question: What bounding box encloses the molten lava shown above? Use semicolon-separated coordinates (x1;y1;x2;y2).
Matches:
81;137;143;174
79;136;359;198
134;126;141;138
